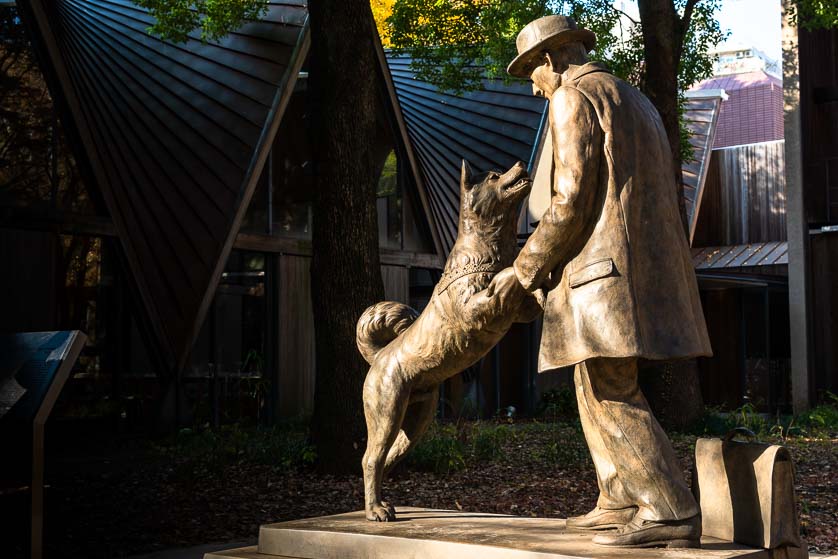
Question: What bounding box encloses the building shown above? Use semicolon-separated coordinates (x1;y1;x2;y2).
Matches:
2;0;547;425
693;71;783;149
680;37;798;412
711;43;781;78
783;11;838;411
3;1;823;426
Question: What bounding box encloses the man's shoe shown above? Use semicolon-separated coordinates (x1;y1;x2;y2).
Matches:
591;514;701;548
566;506;637;531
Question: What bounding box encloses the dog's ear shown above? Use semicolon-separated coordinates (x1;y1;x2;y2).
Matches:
460;159;473;191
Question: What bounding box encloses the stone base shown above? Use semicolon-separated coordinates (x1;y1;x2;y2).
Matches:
205;508;776;559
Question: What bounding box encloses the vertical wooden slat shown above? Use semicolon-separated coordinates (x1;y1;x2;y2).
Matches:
277;254;315;418
712;140;787;245
381;265;409;304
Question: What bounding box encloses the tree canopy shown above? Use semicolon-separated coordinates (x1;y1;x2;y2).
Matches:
133;0;267;43
378;0;725;164
382;0;724;97
790;0;838;30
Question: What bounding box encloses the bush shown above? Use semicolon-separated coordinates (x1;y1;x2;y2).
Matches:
798;392;838;436
471;423;511;462
524;422;591;468
693;392;838;440
407;421;516;474
159;422;316;471
537;387;578;421
407;423;466;475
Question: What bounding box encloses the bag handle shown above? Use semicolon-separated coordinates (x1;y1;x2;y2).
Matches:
723;427;757;443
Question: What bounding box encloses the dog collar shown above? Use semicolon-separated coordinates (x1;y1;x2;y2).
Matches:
435;263;503;294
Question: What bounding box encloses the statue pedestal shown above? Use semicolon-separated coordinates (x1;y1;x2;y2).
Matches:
205;508;776;559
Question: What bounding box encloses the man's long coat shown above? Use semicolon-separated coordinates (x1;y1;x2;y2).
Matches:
514;62;712;371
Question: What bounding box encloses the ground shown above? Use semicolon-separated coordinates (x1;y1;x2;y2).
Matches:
0;417;829;559
3;420;838;559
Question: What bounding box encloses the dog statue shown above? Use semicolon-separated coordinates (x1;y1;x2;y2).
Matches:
356;159;543;521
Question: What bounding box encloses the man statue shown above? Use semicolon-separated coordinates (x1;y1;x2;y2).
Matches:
493;15;713;548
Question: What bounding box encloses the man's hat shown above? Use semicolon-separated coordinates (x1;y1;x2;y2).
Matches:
507;15;596;78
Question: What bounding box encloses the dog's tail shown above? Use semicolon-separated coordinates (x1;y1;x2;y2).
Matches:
356;301;419;365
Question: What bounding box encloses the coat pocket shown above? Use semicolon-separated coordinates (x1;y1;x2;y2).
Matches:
568;258;614;288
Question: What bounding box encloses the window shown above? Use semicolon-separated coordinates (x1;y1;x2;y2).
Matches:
377;149;402;249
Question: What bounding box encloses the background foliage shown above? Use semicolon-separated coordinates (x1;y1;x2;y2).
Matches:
381;0;726;95
133;0;267;43
789;0;838;30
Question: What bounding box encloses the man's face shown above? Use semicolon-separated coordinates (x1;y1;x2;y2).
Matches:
530;61;562;99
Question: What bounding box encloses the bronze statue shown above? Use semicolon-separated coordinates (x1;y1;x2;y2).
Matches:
493;14;714;548
356;161;542;522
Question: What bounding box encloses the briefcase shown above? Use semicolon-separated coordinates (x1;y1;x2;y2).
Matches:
693;428;807;558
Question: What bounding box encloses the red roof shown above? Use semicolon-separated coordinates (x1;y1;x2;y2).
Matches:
696;71;781;92
691;71;783;148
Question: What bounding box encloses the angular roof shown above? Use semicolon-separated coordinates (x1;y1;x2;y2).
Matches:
18;0;310;373
696;70;781;92
692;71;783;149
386;54;547;253
683;90;725;244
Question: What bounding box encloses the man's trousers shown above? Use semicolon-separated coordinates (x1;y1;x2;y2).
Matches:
574;357;699;521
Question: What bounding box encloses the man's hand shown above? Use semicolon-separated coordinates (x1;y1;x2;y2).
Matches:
486;267;525;299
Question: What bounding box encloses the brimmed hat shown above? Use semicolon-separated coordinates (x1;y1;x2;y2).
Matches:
507;15;596;78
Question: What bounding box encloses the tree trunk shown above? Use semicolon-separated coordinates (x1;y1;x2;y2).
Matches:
308;0;386;473
636;0;704;427
637;0;688;233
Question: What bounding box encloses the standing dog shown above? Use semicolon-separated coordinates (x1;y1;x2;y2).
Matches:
356;160;542;521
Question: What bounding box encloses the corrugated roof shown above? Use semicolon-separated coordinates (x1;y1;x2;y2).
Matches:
695;70;781;92
692;71;783;148
18;0;309;372
683;91;724;244
386;54;547;253
692;242;789;270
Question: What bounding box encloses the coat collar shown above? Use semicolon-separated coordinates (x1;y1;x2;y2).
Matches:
564;61;612;82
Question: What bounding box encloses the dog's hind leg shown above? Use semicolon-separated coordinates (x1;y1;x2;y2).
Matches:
383;389;439;477
362;364;408;522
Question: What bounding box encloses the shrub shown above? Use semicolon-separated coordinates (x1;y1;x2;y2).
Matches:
407;423;466;475
798;392;838;436
527;423;590;468
692;392;838;440
159;422;316;471
537;387;578;421
471;423;511;462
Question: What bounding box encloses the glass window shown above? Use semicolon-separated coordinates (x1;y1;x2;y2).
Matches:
377;149;403;249
184;249;269;424
187;250;267;380
0;7;96;215
271;93;314;238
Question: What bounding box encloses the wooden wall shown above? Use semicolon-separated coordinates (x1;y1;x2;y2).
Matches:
275;257;412;418
694;141;787;247
798;25;838;404
381;265;410;304
809;235;838;399
697;289;745;410
276;255;315;419
800;26;838;226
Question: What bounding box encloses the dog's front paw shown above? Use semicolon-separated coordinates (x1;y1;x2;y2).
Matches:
366;501;396;522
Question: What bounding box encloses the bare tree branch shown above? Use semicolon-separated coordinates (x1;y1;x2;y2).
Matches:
612;6;639;26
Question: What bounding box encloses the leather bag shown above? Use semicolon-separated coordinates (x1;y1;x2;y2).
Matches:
693;428;806;555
